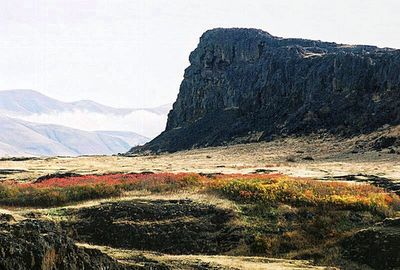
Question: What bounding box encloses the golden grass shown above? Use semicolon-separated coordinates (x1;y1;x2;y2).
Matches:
0;172;398;216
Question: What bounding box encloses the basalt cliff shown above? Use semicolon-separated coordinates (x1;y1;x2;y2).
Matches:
130;28;400;153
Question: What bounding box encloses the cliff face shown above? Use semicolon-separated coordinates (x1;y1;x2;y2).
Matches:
131;28;400;153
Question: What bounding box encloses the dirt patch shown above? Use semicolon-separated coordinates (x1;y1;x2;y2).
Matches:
63;199;243;255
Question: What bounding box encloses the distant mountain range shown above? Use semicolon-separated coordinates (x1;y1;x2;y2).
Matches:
0;89;170;116
0;89;171;156
0;116;148;156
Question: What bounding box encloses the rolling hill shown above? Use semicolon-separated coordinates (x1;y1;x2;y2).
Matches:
0;89;169;116
0;116;148;156
0;89;171;156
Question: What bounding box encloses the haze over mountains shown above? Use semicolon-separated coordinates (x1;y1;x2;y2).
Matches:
0;90;170;156
0;90;171;116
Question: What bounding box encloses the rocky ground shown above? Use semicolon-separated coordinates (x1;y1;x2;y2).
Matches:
0;183;398;270
0;195;340;270
0;137;399;269
0;191;399;269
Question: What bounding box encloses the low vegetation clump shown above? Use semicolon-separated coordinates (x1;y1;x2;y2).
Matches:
0;173;398;214
0;173;200;207
0;182;121;207
210;176;399;215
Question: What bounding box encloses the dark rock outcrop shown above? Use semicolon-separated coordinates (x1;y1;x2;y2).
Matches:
341;218;400;270
0;216;236;270
62;199;243;255
0;219;133;270
130;28;400;153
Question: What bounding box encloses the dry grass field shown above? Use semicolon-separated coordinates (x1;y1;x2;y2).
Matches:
1;135;399;183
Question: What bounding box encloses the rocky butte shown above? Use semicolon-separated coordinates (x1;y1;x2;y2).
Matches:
129;28;400;153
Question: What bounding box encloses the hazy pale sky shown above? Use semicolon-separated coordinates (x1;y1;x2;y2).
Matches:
0;0;399;108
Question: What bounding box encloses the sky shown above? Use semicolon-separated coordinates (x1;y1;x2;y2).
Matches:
0;0;399;108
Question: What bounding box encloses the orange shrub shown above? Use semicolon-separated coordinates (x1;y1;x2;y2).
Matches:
0;172;398;213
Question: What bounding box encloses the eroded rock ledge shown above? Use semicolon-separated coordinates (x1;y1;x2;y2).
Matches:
0;218;131;270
